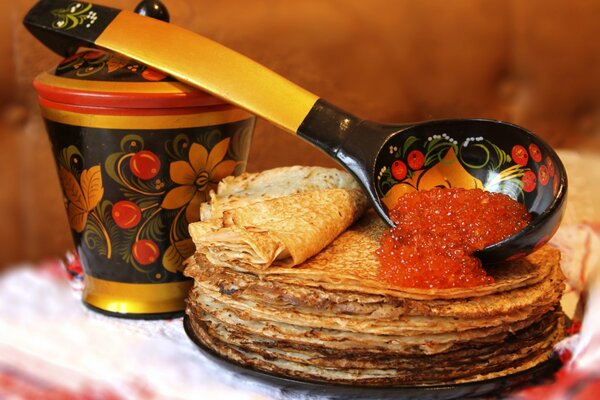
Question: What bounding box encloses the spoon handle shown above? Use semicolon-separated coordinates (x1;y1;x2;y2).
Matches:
24;1;355;141
97;11;320;134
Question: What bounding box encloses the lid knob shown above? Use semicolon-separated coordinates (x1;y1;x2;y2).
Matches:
134;0;170;22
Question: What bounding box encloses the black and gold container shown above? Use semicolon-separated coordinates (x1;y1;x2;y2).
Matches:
33;47;255;318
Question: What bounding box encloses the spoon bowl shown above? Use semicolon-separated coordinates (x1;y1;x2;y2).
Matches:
375;119;566;262
24;0;567;262
297;103;567;262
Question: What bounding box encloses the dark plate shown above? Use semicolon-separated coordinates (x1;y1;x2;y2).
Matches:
183;315;562;400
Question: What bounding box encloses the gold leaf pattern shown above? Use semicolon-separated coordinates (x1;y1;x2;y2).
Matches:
106;57;128;73
58;165;105;233
382;148;483;210
417;148;484;191
162;239;195;273
59;166;86;211
80;165;104;211
161;185;196;210
170;161;197;185
206;138;230;172
189;143;208;173
185;190;208;224
162;139;236;223
67;202;87;233
211;160;237;181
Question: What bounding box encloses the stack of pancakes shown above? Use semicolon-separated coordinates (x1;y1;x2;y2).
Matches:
184;167;565;386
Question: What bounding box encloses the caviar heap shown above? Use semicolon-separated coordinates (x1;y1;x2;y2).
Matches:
377;188;531;289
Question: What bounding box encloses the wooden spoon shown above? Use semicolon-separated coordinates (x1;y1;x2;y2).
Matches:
24;0;567;262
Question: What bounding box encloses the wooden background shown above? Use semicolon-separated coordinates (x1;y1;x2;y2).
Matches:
1;0;600;268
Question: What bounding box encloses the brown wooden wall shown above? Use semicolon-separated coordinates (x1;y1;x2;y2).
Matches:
1;0;600;267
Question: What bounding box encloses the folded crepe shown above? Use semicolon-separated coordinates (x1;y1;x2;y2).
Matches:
200;166;362;220
189;166;368;269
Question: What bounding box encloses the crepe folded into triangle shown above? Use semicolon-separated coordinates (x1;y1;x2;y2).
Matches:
188;166;368;269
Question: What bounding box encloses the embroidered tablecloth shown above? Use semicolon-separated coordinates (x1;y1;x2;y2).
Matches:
1;150;599;399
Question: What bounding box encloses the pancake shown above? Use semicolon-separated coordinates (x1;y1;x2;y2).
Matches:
189;214;557;300
190;188;368;269
187;311;564;386
185;237;565;383
188;288;554;355
191;284;556;335
190;166;368;269
190;309;561;369
188;250;564;319
200;165;361;220
184;168;566;386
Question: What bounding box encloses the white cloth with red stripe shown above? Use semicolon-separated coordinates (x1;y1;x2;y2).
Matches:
0;149;598;400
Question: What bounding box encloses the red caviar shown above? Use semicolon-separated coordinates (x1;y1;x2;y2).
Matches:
376;188;531;289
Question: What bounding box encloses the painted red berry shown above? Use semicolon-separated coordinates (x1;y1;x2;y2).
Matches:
130;150;161;180
132;240;160;265
529;143;542;162
553;176;559;196
522;170;537;192
407;150;425;170
538;165;550;186
546;156;555;177
142;68;167;81
60;53;82;65
391;160;407;180
511;145;529;166
112;201;142;229
83;50;105;60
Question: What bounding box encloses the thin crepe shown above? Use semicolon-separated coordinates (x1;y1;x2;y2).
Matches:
186;237;565;382
200;166;361;220
187;299;550;354
187;311;564;385
187;257;565;320
187;211;560;299
189;167;368;269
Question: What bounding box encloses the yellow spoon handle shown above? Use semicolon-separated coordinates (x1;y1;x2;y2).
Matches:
97;11;320;133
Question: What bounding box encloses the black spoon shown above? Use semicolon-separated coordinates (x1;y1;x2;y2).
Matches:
23;0;567;263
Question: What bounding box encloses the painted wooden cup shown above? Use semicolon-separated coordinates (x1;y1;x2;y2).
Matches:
34;49;255;318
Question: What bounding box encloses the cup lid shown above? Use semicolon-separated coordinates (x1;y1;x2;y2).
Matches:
34;48;225;109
